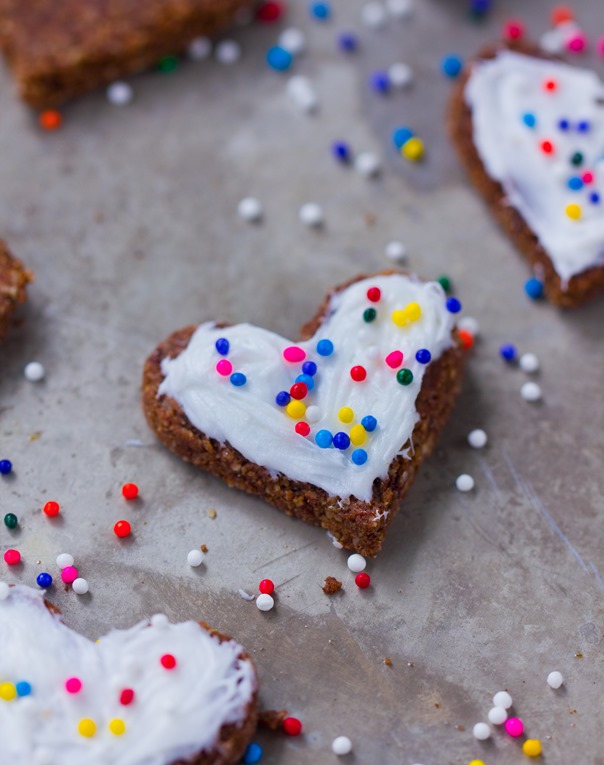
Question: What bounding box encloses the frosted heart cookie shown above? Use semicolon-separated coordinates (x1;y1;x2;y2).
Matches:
0;584;258;765
449;41;604;307
143;272;465;556
0;241;32;341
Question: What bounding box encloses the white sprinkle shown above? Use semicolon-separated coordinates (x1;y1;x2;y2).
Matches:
472;722;491;741
256;593;274;611
547;670;564;689
106;81;133;106
306;405;322;423
56;553;74;569
72;578;89;595
457;316;479;337
354;152;382;178
488;706;508;725
287;75;318;113
347;553;366;573
238;589;255;601
299;202;324;227
327;531;344;549
24;361;45;382
388;62;413;89
187;36;212;60
0;582;9;600
539;28;565;54
493;690;513;709
455;473;474;492
519;352;539;374
467;429;488;449
332;736;353;755
215;40;241;65
279;27;306;56
362;2;387;28
237;197;263;222
151;613;169;628
187;549;204;567
384;240;407;262
386;0;414;18
521;381;542;402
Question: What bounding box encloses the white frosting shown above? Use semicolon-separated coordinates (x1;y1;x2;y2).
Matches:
159;274;455;503
0;585;256;765
465;50;604;283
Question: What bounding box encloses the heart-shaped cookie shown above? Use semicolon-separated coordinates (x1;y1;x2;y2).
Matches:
0;584;257;765
143;272;464;556
450;40;604;307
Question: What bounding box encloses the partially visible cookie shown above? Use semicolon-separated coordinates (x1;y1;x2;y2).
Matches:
143;272;465;557
0;0;255;108
0;584;258;765
0;241;32;341
449;40;604;307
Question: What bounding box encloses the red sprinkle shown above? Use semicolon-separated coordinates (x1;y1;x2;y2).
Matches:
120;688;135;706
458;330;475;350
43;501;60;517
114;520;131;538
366;286;381;303
282;717;303;736
290;382;308;400
503;19;524;41
256;1;283;21
355;572;371;589
259;579;275;595
540;139;554;154
350;365;367;382
160;654;177;670
295;422;311;437
121;483;139;500
4;549;20;565
544;78;558;92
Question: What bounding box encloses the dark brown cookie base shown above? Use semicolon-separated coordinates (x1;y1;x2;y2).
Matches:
0;241;32;341
0;0;254;108
142;272;465;557
448;39;604;308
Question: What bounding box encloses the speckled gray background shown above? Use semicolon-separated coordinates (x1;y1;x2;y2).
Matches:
1;1;603;763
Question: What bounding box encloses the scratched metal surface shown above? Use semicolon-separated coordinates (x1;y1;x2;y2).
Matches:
0;0;603;763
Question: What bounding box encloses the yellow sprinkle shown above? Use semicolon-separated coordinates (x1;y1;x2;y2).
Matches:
338;407;354;423
565;203;581;220
109;718;126;736
401;136;424;161
0;683;16;701
349;424;367;446
468;760;486;765
522;739;543;757
286;400;306;419
78;718;97;738
392;302;422;327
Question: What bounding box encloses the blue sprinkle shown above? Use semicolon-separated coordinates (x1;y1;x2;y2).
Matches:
302;360;317;376
441;54;463;78
522;112;537;128
558;118;570;131
392;126;414;149
338;31;358;52
577;120;590;132
352;448;368;466
567;176;583;191
361;415;377;432
524;277;544;300
370;70;390;94
36;572;53;588
469;0;492;14
243;742;263;764
415;349;432;364
315;429;333;448
16;681;32;697
266;46;293;72
500;343;517;362
590;192;601;204
295;373;315;391
333;432;351;450
215;338;229;356
230;372;247;387
446;297;462;314
310;1;330;20
275;391;291;406
316;339;334;356
0;459;12;475
332;141;351;163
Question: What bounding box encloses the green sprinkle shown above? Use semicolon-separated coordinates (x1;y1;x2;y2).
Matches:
158;55;179;73
571;151;584;167
4;513;18;530
437;275;451;293
363;307;377;323
396;368;414;386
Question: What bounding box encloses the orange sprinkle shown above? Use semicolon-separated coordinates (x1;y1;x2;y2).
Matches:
39;110;62;131
551;5;574;26
458;329;474;350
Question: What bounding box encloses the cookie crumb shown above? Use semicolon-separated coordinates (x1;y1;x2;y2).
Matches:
384;657;392;666
322;576;342;595
208;508;217;519
29;432;41;442
258;709;288;730
201;544;208;553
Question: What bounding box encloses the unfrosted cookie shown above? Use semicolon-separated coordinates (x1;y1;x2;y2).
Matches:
143;272;465;557
0;241;32;341
449;40;604;307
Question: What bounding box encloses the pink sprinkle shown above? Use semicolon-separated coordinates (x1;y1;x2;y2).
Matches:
505;717;524;737
385;350;403;369
65;677;82;694
61;566;78;584
566;32;587;53
283;346;306;363
215;359;233;376
582;171;594;184
598;36;604;58
4;549;21;566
